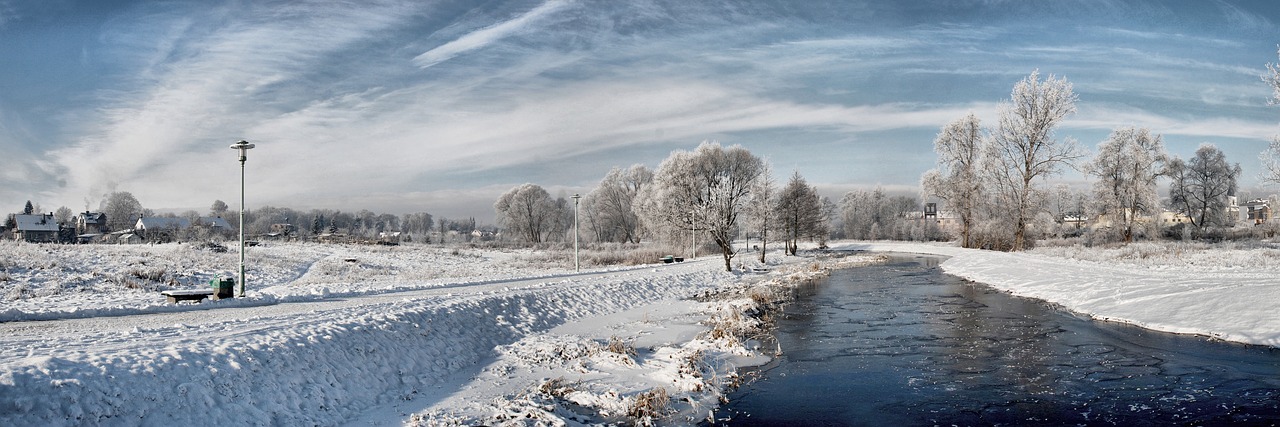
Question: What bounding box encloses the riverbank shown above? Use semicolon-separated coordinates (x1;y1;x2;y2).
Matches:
833;241;1280;348
408;253;887;426
0;241;884;426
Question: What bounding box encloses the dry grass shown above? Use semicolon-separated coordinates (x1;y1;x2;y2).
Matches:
627;387;670;426
603;336;638;363
538;377;579;400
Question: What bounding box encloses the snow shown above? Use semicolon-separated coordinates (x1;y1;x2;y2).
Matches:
838;240;1280;347
3;238;1280;425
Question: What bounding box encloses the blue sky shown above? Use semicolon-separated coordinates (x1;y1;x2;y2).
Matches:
1;0;1278;219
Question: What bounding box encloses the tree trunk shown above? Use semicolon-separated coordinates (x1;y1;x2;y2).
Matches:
759;239;767;263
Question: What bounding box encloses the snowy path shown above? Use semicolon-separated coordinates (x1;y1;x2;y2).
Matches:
0;260;701;346
0;258;732;426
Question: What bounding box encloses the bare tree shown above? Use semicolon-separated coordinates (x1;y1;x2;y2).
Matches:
1167;143;1241;230
494;183;558;243
1260;47;1280;185
776;171;825;255
54;206;73;225
634;141;765;272
744;162;776;262
921;113;986;248
586;164;652;243
210;200;229;218
401;212;434;239
987;70;1083;250
1088;127;1168;243
101;191;143;232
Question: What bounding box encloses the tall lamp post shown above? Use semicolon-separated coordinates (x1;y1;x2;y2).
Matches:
572;194;581;272
230;140;255;297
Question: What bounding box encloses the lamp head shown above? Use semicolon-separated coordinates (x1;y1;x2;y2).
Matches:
230;140;255;162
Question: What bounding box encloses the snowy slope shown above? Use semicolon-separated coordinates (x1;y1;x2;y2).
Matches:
0;252;734;426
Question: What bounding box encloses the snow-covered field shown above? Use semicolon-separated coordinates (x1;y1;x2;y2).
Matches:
3;239;1279;426
0;240;868;426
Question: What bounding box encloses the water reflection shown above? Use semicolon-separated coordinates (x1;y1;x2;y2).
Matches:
718;254;1280;425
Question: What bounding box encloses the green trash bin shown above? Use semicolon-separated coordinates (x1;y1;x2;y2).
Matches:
211;277;235;299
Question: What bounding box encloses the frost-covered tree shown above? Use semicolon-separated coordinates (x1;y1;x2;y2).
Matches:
210;200;229;218
921;113;986;248
1261;47;1280;185
54;206;73;225
634;141;765;272
401;212;434;238
1261;137;1280;185
1167;143;1241;230
744;162;776;262
494;183;558;243
101;191;143;232
586;165;652;243
987;70;1083;250
776;171;825;255
1088;127;1167;243
1267;46;1280;107
839;188;916;241
546;194;573;243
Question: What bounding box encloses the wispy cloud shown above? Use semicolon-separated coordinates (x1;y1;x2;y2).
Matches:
412;0;573;69
47;0;417;206
1070;104;1275;140
0;0;15;29
5;0;1277;214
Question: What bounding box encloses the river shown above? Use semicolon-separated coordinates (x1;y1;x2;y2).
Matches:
716;254;1280;425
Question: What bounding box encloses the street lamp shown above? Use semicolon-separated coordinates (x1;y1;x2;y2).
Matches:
572;193;581;272
230;140;255;297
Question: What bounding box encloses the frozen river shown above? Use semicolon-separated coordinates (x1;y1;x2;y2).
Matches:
717;254;1280;425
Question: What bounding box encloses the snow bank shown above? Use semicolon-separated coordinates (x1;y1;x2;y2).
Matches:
408;254;886;426
837;241;1280;347
0;257;731;426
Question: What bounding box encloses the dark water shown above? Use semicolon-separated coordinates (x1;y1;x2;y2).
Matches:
717;254;1280;426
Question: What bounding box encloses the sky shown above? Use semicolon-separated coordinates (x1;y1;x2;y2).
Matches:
1;0;1278;220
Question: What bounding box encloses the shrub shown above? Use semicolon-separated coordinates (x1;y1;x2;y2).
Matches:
627;387;670;426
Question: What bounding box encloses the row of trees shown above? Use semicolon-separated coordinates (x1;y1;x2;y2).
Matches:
923;69;1255;249
8;192;461;242
496;143;845;271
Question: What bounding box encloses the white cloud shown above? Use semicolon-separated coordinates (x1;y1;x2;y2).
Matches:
412;0;573;69
1069;104;1275;140
44;1;417;209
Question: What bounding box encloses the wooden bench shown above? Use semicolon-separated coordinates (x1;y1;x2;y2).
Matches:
161;289;234;303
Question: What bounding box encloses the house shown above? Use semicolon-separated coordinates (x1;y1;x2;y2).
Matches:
1062;212;1088;229
270;223;297;236
116;232;142;245
1158;211;1193;227
13;213;60;243
135;216;232;241
77;212;109;234
196;217;232;231
1243;199;1271;225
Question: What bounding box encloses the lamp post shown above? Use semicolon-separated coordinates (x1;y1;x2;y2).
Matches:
572;193;581;272
230;140;255;297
